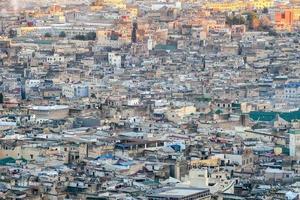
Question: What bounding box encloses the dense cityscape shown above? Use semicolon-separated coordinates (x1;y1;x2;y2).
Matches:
0;0;300;199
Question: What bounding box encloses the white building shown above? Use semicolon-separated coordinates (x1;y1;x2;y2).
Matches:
289;129;300;159
127;98;140;106
180;168;235;194
17;25;97;38
275;82;300;106
151;1;181;10
25;79;41;88
45;54;65;64
29;105;69;120
108;52;122;67
147;37;153;51
25;79;41;96
62;83;89;99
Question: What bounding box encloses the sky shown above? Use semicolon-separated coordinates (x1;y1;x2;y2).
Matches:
0;0;92;13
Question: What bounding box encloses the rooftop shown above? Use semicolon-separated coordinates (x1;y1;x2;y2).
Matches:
148;187;210;198
30;105;69;111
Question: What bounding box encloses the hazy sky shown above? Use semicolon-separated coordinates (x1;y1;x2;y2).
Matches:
1;0;93;9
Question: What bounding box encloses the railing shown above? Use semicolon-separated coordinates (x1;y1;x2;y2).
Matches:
222;180;235;193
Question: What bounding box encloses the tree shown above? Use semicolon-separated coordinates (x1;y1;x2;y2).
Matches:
73;32;97;41
244;11;260;30
252;17;261;30
44;32;52;38
91;93;96;98
226;15;246;26
8;29;17;38
259;16;272;31
261;16;271;26
85;32;96;40
262;8;268;14
73;35;86;40
0;93;4;104
59;31;66;38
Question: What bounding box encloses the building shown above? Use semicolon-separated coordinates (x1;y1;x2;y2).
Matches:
29;105;69;120
108;52;122;67
275;82;300;107
264;168;295;183
289;129;300;159
166;105;196;122
45;54;65;64
62;83;89;99
275;10;294;31
204;0;273;12
131;21;137;43
214;148;255;171
147;187;211;200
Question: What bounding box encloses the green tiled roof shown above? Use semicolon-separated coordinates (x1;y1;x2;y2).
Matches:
289;129;300;135
0;157;16;166
16;38;55;45
0;157;27;166
232;103;241;108
196;96;212;102
215;109;223;114
249;109;300;122
28;40;54;45
276;145;290;155
155;44;177;51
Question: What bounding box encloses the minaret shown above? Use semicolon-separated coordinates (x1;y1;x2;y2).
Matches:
131;21;137;43
0;20;3;35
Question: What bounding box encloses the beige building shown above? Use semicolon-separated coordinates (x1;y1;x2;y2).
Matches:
166;105;196;122
29;105;69;120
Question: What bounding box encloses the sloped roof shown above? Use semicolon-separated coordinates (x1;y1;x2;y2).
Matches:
0;157;16;165
249;109;300;122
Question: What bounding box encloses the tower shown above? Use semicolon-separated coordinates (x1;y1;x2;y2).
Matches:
147;36;153;51
289;130;300;159
131;21;137;43
0;20;4;35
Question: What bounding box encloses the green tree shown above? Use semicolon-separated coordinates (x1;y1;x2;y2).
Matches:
262;8;268;14
0;93;4;104
91;93;96;98
59;31;66;38
44;32;52;38
268;29;278;36
226;15;246;26
73;32;97;40
85;32;97;40
73;35;86;40
244;11;259;30
8;29;17;38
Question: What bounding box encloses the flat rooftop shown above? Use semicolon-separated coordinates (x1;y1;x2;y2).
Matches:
30;105;69;111
148;187;210;198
